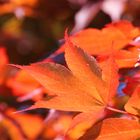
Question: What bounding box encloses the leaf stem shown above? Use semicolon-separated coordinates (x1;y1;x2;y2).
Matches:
106;106;128;114
106;106;140;119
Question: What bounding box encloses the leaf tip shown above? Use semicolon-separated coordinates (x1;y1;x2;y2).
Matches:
64;28;69;39
64;28;75;48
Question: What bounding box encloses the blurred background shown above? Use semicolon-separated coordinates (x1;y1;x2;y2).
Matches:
0;0;140;64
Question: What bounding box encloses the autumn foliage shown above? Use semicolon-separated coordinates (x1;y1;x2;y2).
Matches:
1;11;140;139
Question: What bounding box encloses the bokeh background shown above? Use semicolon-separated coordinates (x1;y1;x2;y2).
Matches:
0;0;140;65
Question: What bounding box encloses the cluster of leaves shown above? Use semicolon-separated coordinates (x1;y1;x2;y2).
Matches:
1;20;140;139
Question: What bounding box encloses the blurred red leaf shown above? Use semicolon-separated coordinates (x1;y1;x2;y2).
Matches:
123;71;140;96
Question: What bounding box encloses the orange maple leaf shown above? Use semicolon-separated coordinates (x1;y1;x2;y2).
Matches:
125;85;140;116
11;32;120;139
79;118;140;140
66;21;140;55
56;21;140;68
7;69;42;98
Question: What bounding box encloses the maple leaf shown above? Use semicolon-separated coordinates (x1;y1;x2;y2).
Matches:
98;49;140;68
79;118;140;140
105;20;140;39
113;49;139;68
11;32;119;138
56;21;140;68
125;86;140;116
7;70;40;95
64;21;140;54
